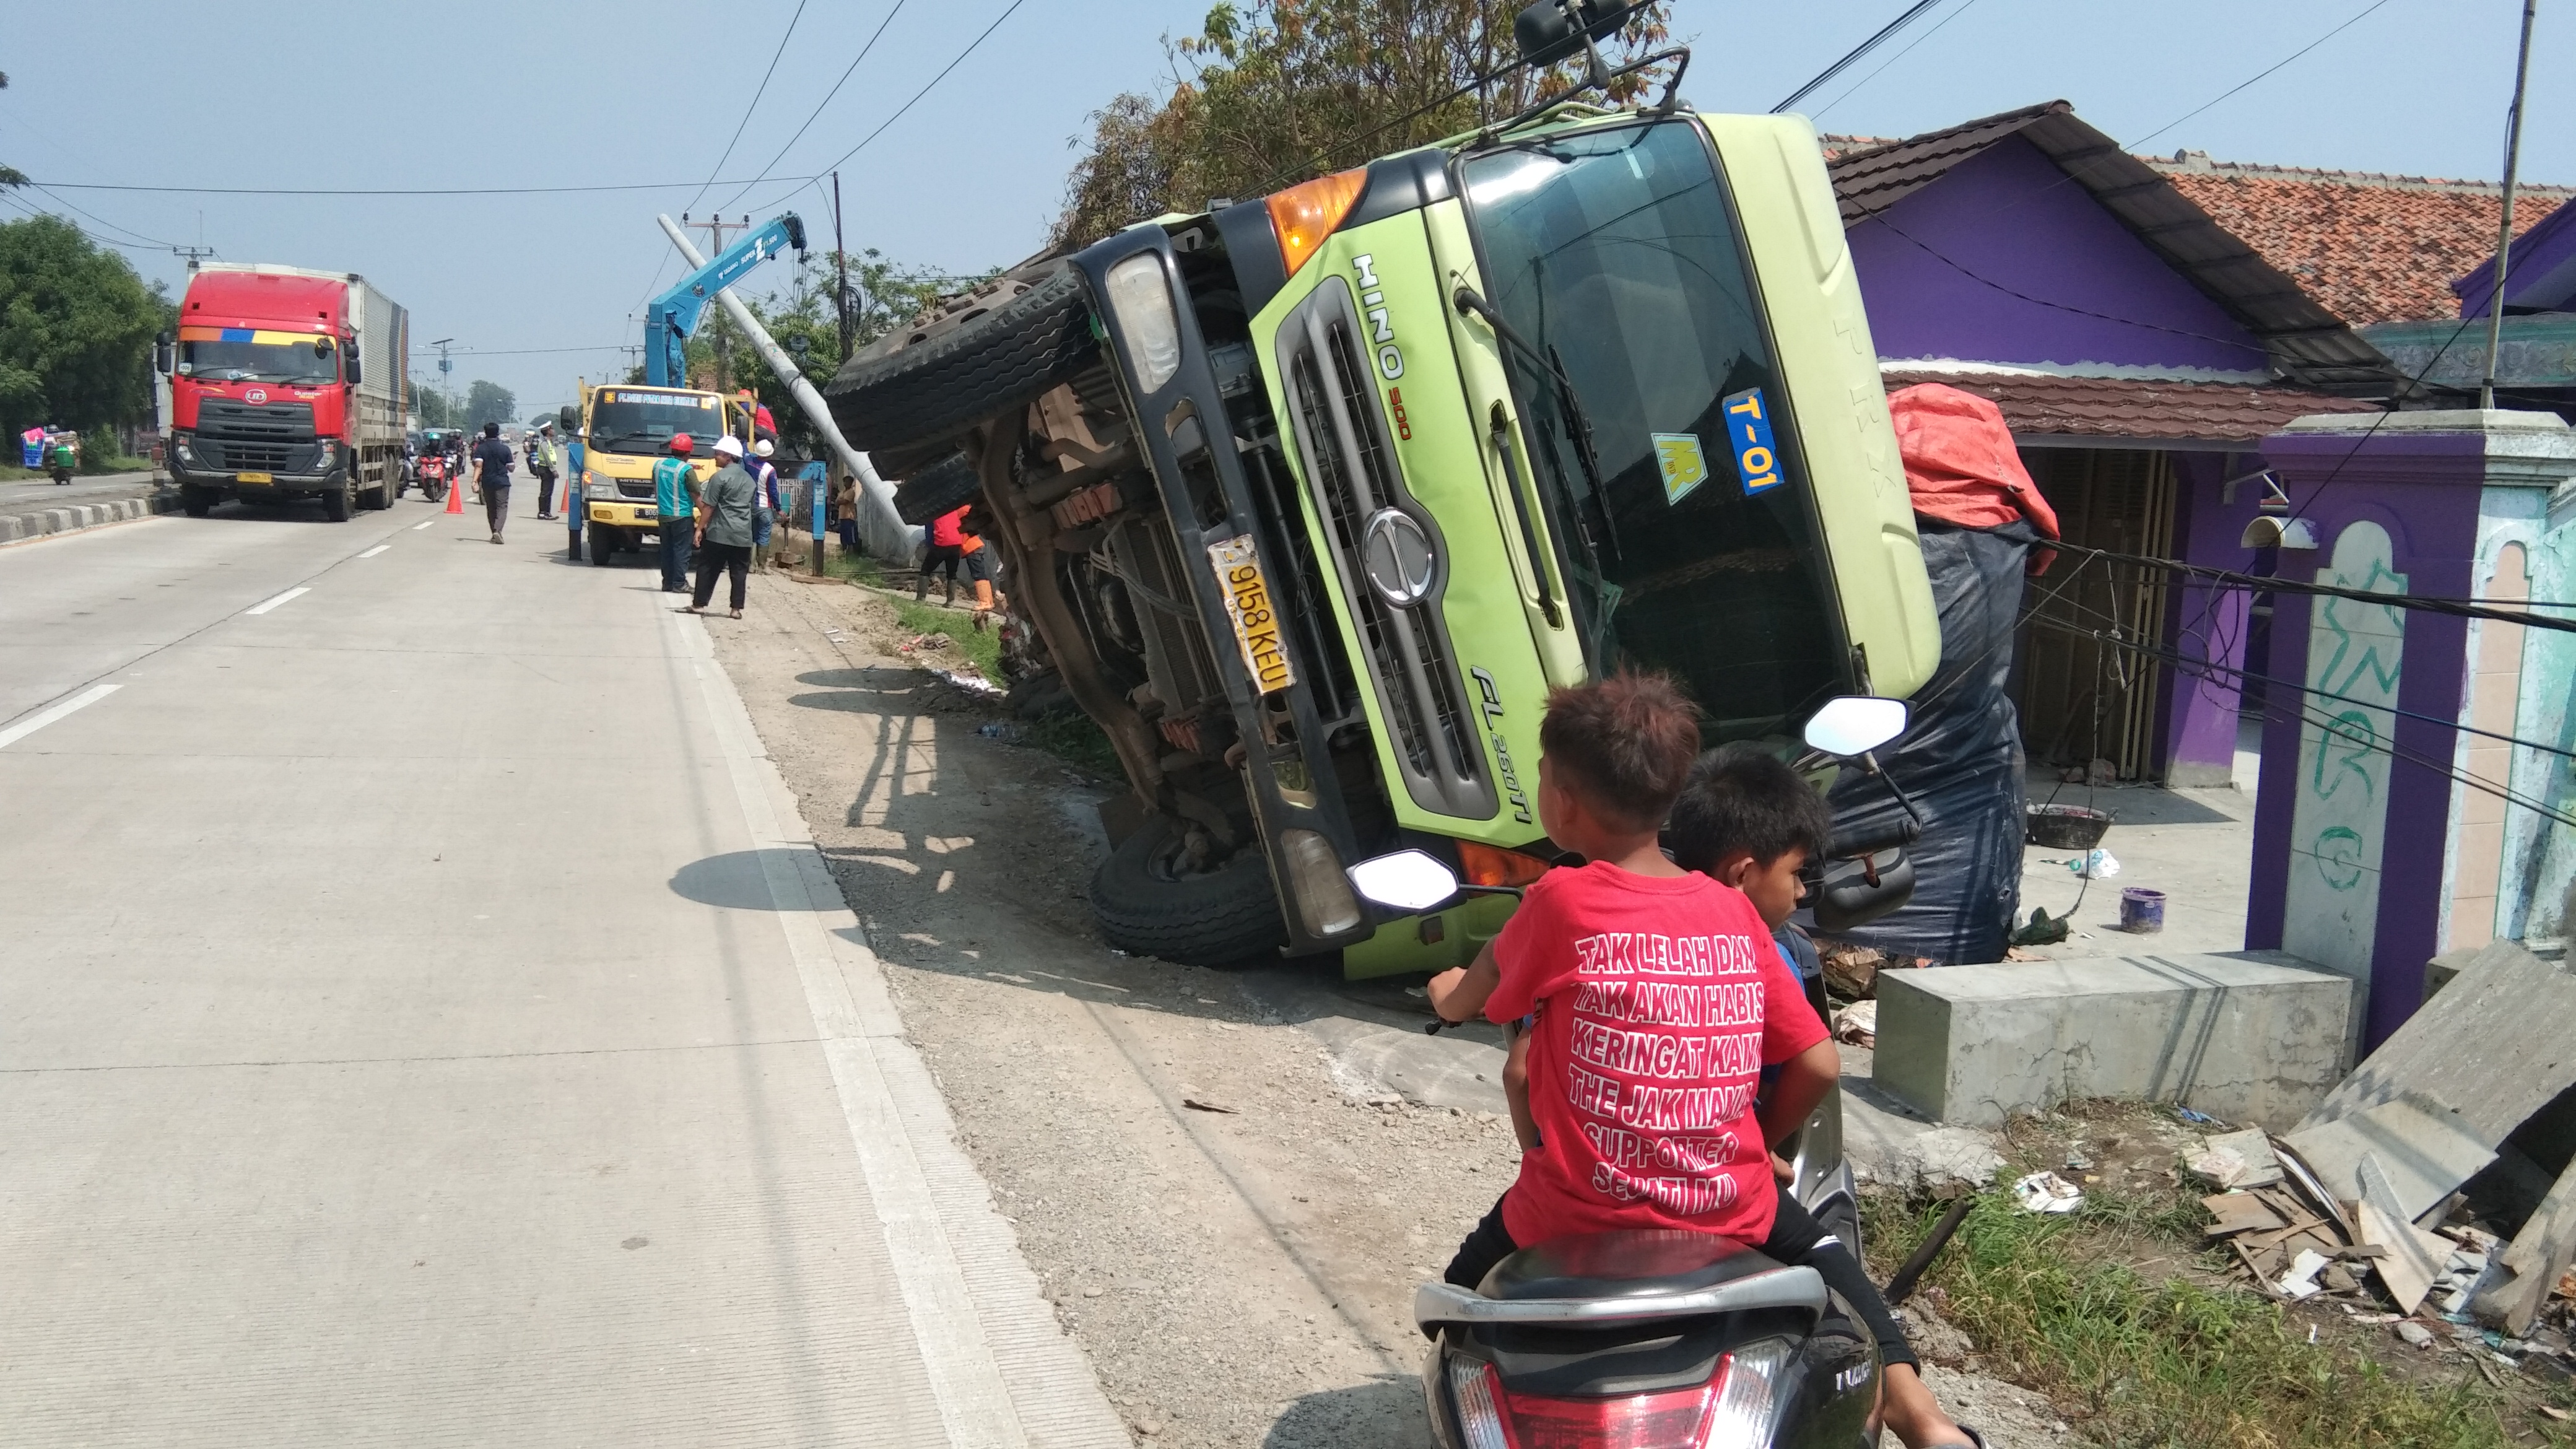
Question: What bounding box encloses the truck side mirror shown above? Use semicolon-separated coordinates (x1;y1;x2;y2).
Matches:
557;405;578;432
344;346;362;388
155;332;174;377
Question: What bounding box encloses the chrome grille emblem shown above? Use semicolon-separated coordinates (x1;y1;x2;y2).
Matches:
1359;508;1435;609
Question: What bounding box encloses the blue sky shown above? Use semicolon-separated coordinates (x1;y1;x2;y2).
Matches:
4;1;2565;414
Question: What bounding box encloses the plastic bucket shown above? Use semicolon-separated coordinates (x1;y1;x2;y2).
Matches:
2120;887;2167;934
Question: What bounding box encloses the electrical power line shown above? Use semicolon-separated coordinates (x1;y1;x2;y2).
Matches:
2126;0;2398;153
37;177;782;198
713;0;911;214
683;0;810;217
744;0;1035;215
1809;0;1983;123
1772;0;1947;115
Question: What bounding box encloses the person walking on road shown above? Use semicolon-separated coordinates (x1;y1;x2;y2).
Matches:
682;435;757;619
746;438;783;573
471;422;515;544
529;422;562;520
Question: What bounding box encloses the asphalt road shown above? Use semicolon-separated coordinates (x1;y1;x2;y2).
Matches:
0;498;1122;1447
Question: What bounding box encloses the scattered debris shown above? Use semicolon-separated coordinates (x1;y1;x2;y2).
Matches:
2056;848;2119;879
1831;999;1878;1048
2282;1093;2496;1224
1819;942;1885;1000
2187;1128;2284;1189
2008;907;2069;947
2277;1248;2332;1300
2474;1152;2576;1334
2012;1170;2084;1214
1180;1099;1238;1115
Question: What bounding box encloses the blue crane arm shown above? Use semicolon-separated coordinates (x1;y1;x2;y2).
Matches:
643;212;808;388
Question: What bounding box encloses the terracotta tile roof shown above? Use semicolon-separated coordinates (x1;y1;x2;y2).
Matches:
2147;155;2570;326
1825;103;2392;393
1882;369;2380;443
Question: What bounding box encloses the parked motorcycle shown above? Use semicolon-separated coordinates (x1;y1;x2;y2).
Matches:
1344;697;1926;1449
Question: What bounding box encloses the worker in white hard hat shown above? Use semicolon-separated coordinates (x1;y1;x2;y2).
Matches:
746;437;783;573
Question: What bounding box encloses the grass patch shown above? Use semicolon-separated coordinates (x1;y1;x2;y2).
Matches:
1865;1190;2565;1448
889;597;1004;682
816;549;885;586
1016;709;1121;778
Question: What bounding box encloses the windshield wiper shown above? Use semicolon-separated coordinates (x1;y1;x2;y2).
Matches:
1452;285;1623;562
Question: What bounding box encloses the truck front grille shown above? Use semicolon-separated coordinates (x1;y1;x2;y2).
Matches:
617;478;656;500
196;399;317;443
198;438;311;471
1278;277;1494;820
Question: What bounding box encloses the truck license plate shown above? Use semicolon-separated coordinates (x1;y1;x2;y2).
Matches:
1208;533;1295;694
236;472;272;484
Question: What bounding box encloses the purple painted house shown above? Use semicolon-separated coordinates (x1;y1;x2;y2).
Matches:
1825;103;2387;787
1825;103;2576;1046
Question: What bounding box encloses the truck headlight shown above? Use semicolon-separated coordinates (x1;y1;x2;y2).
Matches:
315;439;339;466
585;477;618;501
173;435;197;464
1102;253;1181;394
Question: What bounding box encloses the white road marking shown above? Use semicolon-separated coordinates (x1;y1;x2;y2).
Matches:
412;520;436;531
665;599;1126;1449
358;545;391;559
244;586;310;616
0;684;121;751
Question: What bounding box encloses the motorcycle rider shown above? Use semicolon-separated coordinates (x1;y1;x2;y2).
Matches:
1426;674;1977;1449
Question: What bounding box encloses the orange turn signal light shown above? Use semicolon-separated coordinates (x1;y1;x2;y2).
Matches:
1460;840;1552;890
1267;168;1369;277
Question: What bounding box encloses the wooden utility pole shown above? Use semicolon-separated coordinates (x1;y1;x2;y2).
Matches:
833;170;851;363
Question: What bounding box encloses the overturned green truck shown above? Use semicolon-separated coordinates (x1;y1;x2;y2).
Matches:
825;53;1939;975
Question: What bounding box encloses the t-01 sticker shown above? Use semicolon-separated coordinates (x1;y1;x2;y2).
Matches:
1721;388;1783;496
1651;433;1708;505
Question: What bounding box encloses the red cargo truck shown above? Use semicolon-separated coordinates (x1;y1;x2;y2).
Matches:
156;263;409;521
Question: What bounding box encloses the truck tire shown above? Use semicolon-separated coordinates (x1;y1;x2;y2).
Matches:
1088;816;1287;967
323;484;352;522
893;451;982;526
181;485;214;518
824;263;1099;455
364;474;393;510
589;526;617;565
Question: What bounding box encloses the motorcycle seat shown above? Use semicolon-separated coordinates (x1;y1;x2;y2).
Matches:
1416;1231;1825;1332
1482;1229;1790;1301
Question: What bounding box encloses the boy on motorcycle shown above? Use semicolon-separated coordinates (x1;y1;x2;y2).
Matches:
1425;676;1975;1449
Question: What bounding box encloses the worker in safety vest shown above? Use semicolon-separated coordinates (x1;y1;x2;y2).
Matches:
529;423;562;520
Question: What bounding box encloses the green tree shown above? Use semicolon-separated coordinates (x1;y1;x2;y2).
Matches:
1054;0;1672;248
463;379;516;430
0;214;167;443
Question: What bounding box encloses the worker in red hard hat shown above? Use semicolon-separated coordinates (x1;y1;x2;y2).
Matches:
653;433;700;593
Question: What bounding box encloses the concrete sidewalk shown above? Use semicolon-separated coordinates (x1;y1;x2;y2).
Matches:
0;512;1121;1446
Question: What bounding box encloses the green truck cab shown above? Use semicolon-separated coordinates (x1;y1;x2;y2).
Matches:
827;95;1938;972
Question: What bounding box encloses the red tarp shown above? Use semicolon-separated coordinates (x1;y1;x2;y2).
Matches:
1886;383;2060;574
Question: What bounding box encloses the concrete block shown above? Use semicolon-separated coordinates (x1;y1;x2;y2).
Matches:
1875;952;2354;1128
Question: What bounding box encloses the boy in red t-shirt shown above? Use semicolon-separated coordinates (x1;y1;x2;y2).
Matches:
1427;676;1973;1449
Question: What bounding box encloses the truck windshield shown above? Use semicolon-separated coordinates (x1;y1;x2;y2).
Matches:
179;338;340;385
1461;119;1845;739
588;389;721;455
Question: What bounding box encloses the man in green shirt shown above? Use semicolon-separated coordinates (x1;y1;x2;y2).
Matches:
682;434;759;618
651;434;699;594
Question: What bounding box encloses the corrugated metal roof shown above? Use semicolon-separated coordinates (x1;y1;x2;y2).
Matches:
1828;102;2398;396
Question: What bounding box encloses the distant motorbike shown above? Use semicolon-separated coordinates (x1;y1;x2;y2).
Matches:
409;452;451;503
1346;696;1930;1449
48;447;74;485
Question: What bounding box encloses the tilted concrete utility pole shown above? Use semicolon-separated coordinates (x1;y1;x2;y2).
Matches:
655;214;917;560
2480;0;2538;412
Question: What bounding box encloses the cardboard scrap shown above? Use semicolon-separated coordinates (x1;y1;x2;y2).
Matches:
2202;1128;2284;1188
2203;1192;2287;1238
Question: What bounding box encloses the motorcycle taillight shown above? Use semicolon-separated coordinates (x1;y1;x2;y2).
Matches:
1482;1339;1791;1449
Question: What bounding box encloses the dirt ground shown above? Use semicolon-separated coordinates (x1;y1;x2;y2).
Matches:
711;572;2073;1448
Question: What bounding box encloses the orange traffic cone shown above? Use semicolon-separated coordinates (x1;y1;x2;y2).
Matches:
445;474;464;515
